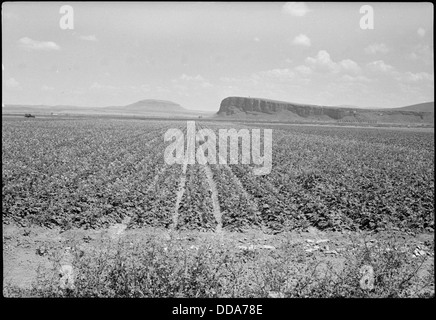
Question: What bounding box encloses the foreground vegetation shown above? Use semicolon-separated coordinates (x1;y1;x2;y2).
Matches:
4;233;434;298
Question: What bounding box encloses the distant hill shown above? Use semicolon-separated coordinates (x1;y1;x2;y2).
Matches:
2;99;212;118
105;99;186;113
394;102;434;113
216;96;434;124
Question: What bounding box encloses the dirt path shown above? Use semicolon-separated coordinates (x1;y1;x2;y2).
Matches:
201;164;222;232
223;164;260;214
108;216;131;239
173;160;188;230
213;145;260;226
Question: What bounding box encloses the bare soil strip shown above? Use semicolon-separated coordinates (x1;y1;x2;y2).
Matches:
195;123;222;232
201;121;261;228
213;143;261;223
201;164;222;232
223;163;260;215
173;160;188;230
108;216;131;239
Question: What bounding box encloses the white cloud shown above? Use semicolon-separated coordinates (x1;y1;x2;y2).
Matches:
292;34;311;47
304;50;361;75
219;67;305;100
294;65;312;75
219;52;367;104
399;71;433;83
79;34;98;41
254;37;261;42
305;50;340;73
366;60;432;85
180;74;205;82
417;27;426;38
364;43;389;55
18;37;60;51
306;50;333;67
340;74;371;83
4;77;21;89
282;2;310;17
408;44;433;65
339;59;361;74
220;68;299;89
366;60;395;73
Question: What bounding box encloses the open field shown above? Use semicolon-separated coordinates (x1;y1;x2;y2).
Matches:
3;117;434;232
2;116;434;297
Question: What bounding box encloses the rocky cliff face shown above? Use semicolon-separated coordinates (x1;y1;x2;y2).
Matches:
218;96;355;120
217;96;433;123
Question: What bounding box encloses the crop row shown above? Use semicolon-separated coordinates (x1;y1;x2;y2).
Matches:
195;123;433;233
249;128;434;232
208;163;259;232
2;118;175;229
176;164;217;231
3;118;434;234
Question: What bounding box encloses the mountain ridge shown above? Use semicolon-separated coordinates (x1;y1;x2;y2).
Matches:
216;96;434;124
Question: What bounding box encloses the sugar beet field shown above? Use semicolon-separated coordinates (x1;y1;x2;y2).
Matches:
2;117;434;234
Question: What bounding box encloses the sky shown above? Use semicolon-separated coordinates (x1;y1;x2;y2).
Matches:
2;2;434;111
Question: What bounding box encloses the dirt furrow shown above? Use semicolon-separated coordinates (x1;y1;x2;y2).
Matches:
173;159;188;230
200;164;222;232
219;158;260;218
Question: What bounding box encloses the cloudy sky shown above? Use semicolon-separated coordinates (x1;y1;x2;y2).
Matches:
2;2;434;111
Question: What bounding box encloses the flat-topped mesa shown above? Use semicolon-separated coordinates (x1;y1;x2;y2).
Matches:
217;96;354;120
